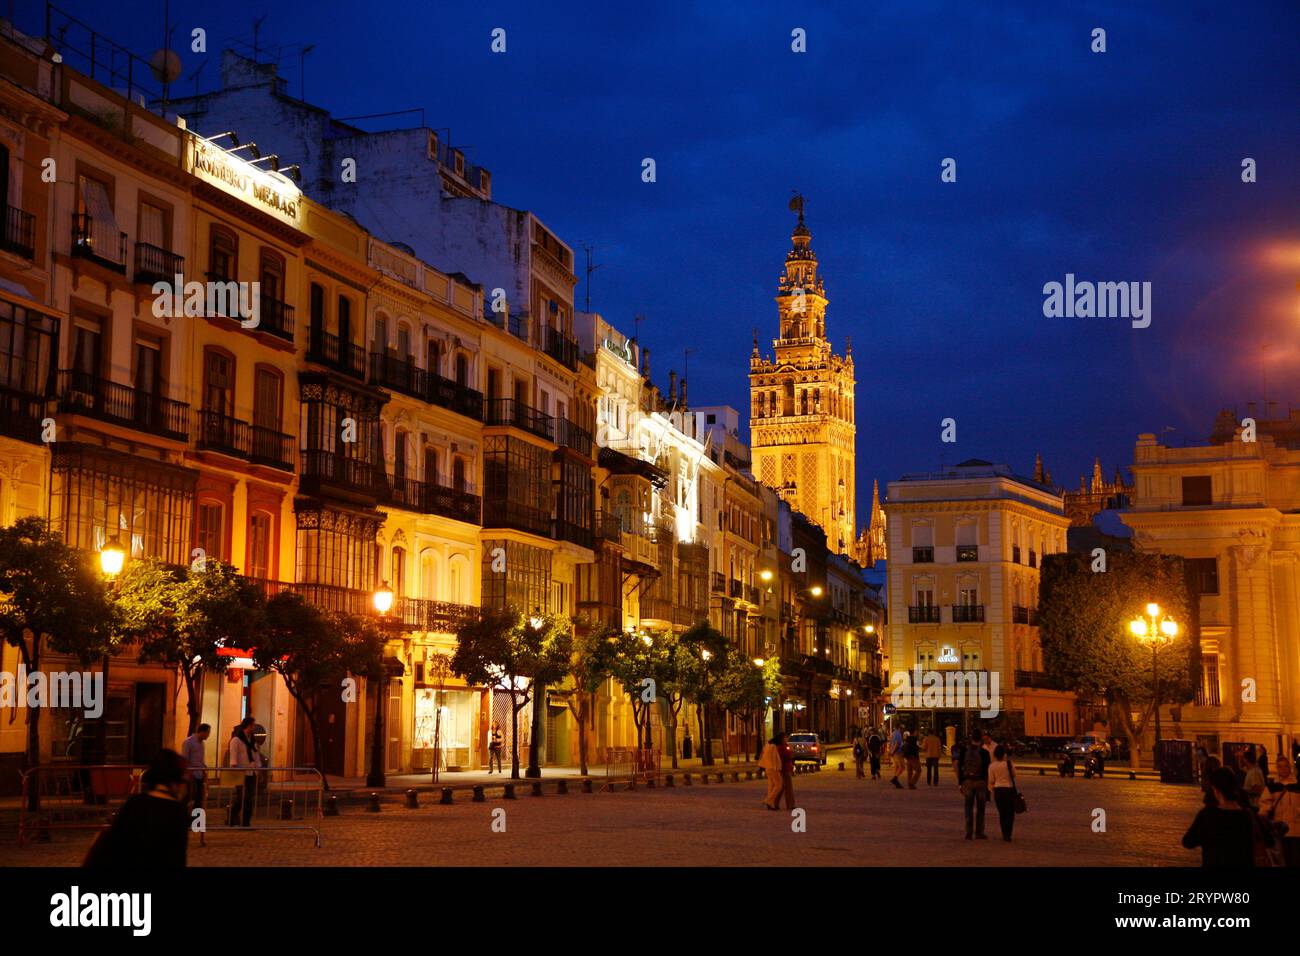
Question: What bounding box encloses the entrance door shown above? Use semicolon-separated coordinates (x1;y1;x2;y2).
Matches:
386;684;403;772
316;687;347;776
131;683;166;764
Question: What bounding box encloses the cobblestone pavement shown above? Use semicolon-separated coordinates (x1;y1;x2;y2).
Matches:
0;768;1204;867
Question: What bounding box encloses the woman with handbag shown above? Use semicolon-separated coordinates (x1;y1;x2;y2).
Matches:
989;744;1020;842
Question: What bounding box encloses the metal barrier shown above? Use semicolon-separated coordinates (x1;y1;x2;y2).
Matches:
200;766;325;847
602;747;661;790
19;764;146;847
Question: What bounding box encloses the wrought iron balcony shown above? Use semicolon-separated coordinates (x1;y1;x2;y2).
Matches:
712;571;726;593
554;517;594;550
369;352;423;400
426;372;483;420
593;510;622;541
730;579;743;599
299;449;381;496
483;398;553;441
553;417;593;457
273;580;479;631
71;214;127;272
3;205;35;259
383;475;481;524
133;242;184;287
57;371;189;441
541;325;580;371
951;604;985;623
307;325;366;379
196;410;294;471
908;605;941;624
256;293;295;342
482;497;551;537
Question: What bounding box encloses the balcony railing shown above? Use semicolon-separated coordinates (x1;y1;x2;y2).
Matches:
0;383;47;443
426;372;483;420
299;449;381;495
712;571;726;593
195;411;294;471
72;214;127;272
553;418;593;457
256;293;295;342
369;352;423;400
267;580;478;631
541;326;580;371
133;242;183;286
57;371;189;441
908;605;941;624
3;205;35;259
554;518;594;550
730;579;743;599
484;398;553;441
482;497;551;537
307;325;366;379
746;585;761;605
912;546;934;563
384;475;481;524
593;510;622;541
951;604;985;623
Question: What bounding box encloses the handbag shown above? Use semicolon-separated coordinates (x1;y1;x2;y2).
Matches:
1009;763;1027;814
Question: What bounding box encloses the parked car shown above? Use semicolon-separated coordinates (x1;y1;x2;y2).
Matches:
787;732;826;765
1062;734;1112;758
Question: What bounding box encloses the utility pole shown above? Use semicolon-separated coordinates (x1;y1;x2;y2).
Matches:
581;243;602;314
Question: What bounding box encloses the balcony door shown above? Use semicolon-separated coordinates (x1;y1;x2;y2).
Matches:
70;318;102;395
253;367;282;462
134;338;163;429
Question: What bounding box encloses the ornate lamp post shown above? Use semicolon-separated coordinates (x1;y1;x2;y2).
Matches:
525;609;545;779
1129;602;1178;771
90;537;127;766
366;582;396;788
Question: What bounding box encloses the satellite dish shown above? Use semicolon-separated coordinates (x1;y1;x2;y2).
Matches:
149;48;183;85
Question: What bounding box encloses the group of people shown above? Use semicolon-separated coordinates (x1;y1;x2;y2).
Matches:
83;715;268;868
759;732;797;811
1184;746;1299;867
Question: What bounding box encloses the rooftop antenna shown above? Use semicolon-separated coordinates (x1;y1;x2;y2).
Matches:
252;14;268;63
148;2;182;117
581;242;602;313
299;44;315;101
683;347;693;385
185;60;207;98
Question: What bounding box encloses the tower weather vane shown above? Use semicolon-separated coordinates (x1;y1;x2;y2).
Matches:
789;191;805;220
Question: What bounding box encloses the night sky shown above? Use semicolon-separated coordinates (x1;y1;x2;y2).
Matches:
25;0;1300;518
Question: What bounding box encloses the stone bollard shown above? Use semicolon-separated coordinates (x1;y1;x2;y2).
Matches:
440;787;453;805
366;792;381;813
731;772;740;782
405;789;419;809
627;776;637;790
530;781;544;797
581;778;593;794
700;772;709;785
557;780;568;795
503;784;517;800
472;785;486;803
683;773;693;786
1129;771;1137;781
324;794;340;817
665;774;675;788
280;798;295;820
838;762;846;772
1038;768;1045;776
746;770;754;780
647;776;657;788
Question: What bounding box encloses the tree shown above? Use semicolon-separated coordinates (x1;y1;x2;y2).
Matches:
566;619;620;776
452;607;572;779
716;655;782;760
252;592;350;787
1038;551;1197;768
607;626;671;753
336;612;391;788
425;650;453;782
118;558;264;736
0;518;116;802
659;633;695;769
676;621;727;765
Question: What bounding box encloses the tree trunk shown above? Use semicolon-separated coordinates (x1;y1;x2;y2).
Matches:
299;697;329;791
510;693;526;779
662;698;678;769
182;663;202;736
431;691;443;783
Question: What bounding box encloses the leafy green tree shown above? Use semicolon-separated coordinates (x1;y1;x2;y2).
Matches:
252;592;350;786
118;558;264;736
1038;551;1198;768
607;626;671;752
566;619;620;776
716;655;782;760
451;607;572;779
0;518;117;794
676;621;727;765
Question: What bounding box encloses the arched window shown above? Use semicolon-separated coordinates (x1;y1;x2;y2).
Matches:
419;549;437;600
209;225;237;282
391;546;406;598
260;249;286;306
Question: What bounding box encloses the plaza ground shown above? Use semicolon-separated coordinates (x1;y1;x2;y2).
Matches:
0;763;1205;867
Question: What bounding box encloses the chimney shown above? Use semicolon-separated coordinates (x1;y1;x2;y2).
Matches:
669;371;678;403
680;378;688;410
641;347;650;379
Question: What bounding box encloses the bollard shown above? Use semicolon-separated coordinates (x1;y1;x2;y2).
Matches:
647;776;657;788
440;787;453;805
700;772;709;784
838;762;846;772
665;774;675;788
557;780;568;795
1129;771;1137;781
581;778;593;793
503;784;517;800
367;792;381;813
472;785;485;803
731;772;740;782
280;798;295;820
405;789;419;809
746;770;754;780
1038;768;1045;776
324;794;340;817
684;773;693;786
627;776;637;790
531;781;544;797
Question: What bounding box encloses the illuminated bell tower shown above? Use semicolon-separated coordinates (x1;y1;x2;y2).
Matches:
749;195;856;554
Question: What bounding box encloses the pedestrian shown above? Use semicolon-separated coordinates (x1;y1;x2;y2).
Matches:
989;744;1018;842
83;749;190;868
180;723;210;813
954;729;991;840
1194;741;1209;785
1182;766;1255;867
981;730;996;761
903;732;922;789
1260;755;1300;866
488;722;504;774
888;724;905;789
1241;748;1267;810
227;717;260;827
853;736;866;778
1258;744;1270;780
778;732;796;811
867;729;882;780
923;728;943;786
759;734;784;810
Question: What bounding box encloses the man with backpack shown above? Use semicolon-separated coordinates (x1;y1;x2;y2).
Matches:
853;735;867;778
867;730;883;780
954;729;991;839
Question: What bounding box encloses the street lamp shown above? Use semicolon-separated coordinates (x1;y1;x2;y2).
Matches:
366;582;398;788
93;536;126;766
99;537;125;578
526;608;545;778
1129;602;1178;771
373;581;395;615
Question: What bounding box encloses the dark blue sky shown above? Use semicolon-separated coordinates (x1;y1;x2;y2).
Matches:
28;0;1300;517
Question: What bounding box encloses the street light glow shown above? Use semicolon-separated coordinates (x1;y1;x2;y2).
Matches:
810;585;823;597
373;582;394;615
99;538;125;578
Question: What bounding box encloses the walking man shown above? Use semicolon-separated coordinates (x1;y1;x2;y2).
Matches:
181;723;210;812
888;724;905;789
903;732;922;789
955;729;991;839
923;727;942;786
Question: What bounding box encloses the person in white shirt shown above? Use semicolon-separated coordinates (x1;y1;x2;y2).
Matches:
180;724;210;808
227;717;261;827
988;745;1018;842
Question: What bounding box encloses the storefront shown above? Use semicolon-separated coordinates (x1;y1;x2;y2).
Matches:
412;686;479;772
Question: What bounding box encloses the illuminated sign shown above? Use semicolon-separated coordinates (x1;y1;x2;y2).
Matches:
937;646;959;664
189;137;301;227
